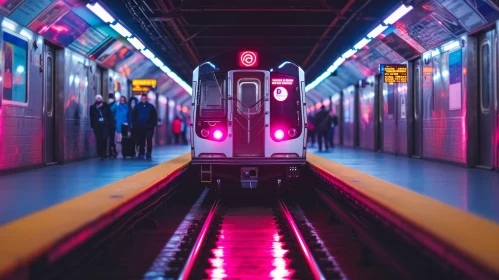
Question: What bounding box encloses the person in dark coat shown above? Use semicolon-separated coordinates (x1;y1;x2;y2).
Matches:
90;94;115;160
107;95;118;158
128;96;139;154
132;93;158;159
329;113;339;147
313;105;331;152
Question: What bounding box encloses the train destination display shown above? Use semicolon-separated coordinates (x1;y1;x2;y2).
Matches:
381;64;407;83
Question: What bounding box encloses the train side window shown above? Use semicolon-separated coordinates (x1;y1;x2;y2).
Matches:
414;65;420;119
2;31;28;105
480;42;491;112
198;74;226;118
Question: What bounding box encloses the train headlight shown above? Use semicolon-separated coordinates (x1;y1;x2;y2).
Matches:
288;128;297;137
201;128;209;138
274;129;284;140
213;130;223;140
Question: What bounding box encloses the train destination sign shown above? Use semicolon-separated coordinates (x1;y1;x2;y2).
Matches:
380;64;407;83
132;79;157;92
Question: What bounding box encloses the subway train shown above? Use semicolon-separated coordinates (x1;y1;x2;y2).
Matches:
308;22;499;171
190;51;307;189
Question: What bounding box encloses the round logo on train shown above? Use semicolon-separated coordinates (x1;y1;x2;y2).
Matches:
273;86;288;101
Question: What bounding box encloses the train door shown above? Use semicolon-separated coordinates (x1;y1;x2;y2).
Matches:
43;44;56;165
413;59;423;158
230;71;266;157
477;31;497;168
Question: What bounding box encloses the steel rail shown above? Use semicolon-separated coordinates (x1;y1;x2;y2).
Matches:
278;199;326;280
178;199;220;280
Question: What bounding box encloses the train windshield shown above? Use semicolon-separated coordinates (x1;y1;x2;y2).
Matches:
198;73;227;118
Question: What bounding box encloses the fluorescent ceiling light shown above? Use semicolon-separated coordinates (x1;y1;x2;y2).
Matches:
327;65;338;73
383;4;413;25
20;29;32;40
341;49;357;59
110;22;131;38
442;40;460;52
141;49;154;59
354;37;371;50
86;2;115;23
151;57;164;67
161;65;171;73
1;18;16;31
127;37;145;50
367;24;388;38
332;57;346;68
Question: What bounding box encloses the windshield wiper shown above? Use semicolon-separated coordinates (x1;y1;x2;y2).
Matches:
211;71;224;99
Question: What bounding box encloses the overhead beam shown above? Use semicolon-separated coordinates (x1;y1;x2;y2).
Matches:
179;8;341;13
302;0;356;67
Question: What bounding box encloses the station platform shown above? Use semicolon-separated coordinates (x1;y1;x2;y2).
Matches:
0;146;191;278
0;146;190;226
310;148;499;223
307;149;499;279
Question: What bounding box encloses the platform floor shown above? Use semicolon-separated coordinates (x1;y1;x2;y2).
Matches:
311;148;499;223
0;145;190;226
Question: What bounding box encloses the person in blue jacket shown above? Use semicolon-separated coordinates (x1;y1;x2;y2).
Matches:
116;96;131;137
132;93;158;159
107;95;118;158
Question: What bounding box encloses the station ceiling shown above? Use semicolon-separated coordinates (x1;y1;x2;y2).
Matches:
103;0;402;83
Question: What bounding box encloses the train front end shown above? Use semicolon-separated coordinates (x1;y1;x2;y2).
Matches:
191;51;307;189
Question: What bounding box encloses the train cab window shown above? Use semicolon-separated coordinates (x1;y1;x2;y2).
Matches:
2;31;28;104
480;42;491;111
198;74;227;118
237;79;261;116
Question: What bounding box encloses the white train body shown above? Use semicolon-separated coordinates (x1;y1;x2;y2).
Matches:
190;51;307;187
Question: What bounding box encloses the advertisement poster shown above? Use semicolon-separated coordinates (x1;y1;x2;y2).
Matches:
407;13;455;49
69;27;107;55
449;49;462;110
9;0;54;26
467;0;499;23
40;11;90;47
3;32;27;103
0;0;24;16
101;46;134;69
382;31;420;59
28;0;71;33
424;0;468;36
94;39;122;65
436;0;487;30
392;28;427;53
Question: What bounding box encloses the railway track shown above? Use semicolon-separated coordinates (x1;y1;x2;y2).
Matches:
165;197;336;279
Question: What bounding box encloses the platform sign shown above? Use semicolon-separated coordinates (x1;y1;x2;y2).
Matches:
132;79;157;93
380;64;407;83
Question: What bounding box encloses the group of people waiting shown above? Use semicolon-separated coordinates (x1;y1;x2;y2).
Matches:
307;105;338;152
90;93;158;160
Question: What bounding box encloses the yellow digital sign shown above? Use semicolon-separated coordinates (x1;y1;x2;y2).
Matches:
132;79;157;93
381;64;407;83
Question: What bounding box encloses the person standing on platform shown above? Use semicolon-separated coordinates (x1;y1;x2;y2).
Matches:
307;113;316;147
133;93;158;159
172;116;182;144
90;95;114;160
329;113;338;148
107;95;118;158
128;96;139;154
314;105;331;152
115;96;132;152
181;116;188;144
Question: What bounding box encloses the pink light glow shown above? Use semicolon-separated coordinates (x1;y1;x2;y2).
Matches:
213;130;223;140
274;130;284;140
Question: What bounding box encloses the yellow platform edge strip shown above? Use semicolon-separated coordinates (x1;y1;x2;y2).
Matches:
306;152;499;275
0;153;191;278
